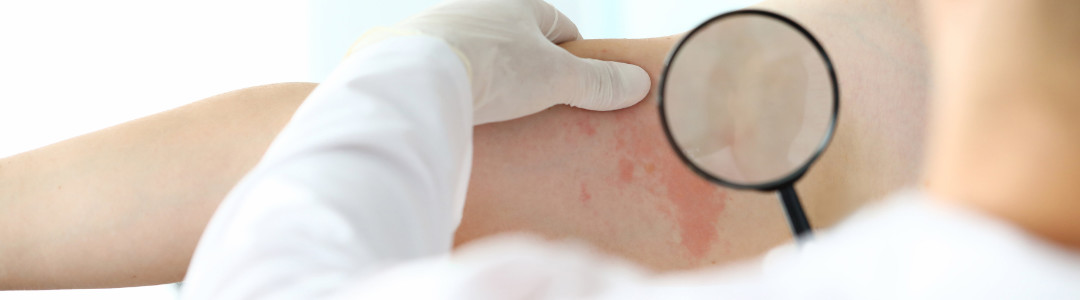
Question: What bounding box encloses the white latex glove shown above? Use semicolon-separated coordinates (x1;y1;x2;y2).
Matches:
350;0;652;124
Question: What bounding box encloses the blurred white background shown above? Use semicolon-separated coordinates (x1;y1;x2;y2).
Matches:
0;0;755;298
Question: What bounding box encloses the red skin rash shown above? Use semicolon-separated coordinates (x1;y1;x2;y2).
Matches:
574;118;597;137
457;8;930;269
618;158;635;184
457;98;775;270
610;103;728;259
455;37;790;271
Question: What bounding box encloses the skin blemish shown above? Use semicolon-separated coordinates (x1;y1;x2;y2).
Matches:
574;118;597;136
654;202;674;219
644;163;656;174
579;183;592;204
618;158;635;183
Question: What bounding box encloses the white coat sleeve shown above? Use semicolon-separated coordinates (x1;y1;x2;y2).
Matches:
181;36;1080;299
181;35;473;300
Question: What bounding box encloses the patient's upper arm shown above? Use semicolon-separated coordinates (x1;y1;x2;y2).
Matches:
456;22;928;271
456;37;791;271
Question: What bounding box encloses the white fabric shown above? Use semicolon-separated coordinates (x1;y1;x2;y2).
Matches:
332;192;1080;300
182;35;472;300
181;35;1080;299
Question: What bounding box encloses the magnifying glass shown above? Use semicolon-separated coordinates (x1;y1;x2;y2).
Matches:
658;10;839;239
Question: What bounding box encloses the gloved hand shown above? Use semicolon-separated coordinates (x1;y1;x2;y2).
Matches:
350;0;651;124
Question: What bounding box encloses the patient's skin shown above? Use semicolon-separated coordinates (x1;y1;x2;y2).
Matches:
459;37;790;269
457;0;928;270
0;0;927;289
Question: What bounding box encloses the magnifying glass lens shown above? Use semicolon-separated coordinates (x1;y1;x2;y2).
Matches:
663;14;836;186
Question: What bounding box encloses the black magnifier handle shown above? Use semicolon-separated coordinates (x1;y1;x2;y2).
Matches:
778;183;813;238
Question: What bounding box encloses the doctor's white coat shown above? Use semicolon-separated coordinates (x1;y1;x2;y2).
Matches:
181;36;1080;300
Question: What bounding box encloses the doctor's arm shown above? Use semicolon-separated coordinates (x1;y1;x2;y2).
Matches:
182;0;653;297
181;34;753;299
181;36;474;298
0;37;657;290
190;0;1080;297
1;1;932;290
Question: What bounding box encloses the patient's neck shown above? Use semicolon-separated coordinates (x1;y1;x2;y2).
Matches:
923;1;1080;249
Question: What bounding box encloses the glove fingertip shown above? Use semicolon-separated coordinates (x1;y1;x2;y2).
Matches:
613;62;652;109
569;60;651;111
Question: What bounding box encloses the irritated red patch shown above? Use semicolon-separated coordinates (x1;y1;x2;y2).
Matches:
574;118;597;136
611;107;728;260
618;159;635;184
658;162;727;258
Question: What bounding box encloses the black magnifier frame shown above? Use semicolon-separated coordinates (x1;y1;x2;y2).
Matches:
657;9;840;239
